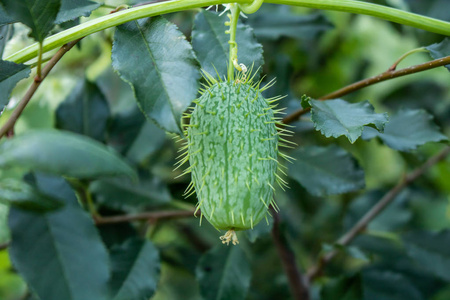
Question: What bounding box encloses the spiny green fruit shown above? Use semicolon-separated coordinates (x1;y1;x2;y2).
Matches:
177;72;292;245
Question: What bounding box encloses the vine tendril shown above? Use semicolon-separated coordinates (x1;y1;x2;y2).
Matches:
238;0;264;14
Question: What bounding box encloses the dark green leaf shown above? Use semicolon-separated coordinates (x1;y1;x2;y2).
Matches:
248;5;333;41
0;5;14;26
403;230;450;281
0;0;61;42
426;38;450;71
125;121;166;164
363;270;424;300
107;107;147;154
0;178;63;212
0;60;30;109
192;10;264;79
110;238;160;300
310;99;388;143
56;79;110;141
112;17;200;134
321;273;363;300
362;109;448;151
0;24;14;57
288;145;365;196
8;174;110;300
0;129;136;180
196;245;251;300
55;0;100;24
90;176;171;210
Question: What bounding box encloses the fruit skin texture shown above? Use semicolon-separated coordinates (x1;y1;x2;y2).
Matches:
187;81;278;231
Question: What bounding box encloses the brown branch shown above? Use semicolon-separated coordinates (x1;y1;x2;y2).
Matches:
0;241;10;251
271;209;310;300
95;209;198;225
282;55;450;124
0;38;82;139
307;146;450;281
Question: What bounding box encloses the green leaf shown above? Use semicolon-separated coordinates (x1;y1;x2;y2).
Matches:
8;174;110;300
321;273;363;300
403;230;450;281
310;99;389;143
56;79;110;141
110;238;160;300
125;121;167;164
0;24;14;58
426;38;450;71
248;5;334;41
196;245;251;300
0;5;15;26
362;109;448;151
112;17;200;134
0;0;61;42
0;178;63;212
363;270;424;300
55;0;100;24
0;60;30;109
90;175;171;210
288;145;365;196
0;129;136;180
192;10;264;79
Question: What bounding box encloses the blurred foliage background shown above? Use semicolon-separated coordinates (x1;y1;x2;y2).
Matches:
0;0;449;299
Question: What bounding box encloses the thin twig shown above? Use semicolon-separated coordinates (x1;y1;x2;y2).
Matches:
0;38;82;139
95;209;199;225
271;209;310;300
282;55;450;124
307;146;450;281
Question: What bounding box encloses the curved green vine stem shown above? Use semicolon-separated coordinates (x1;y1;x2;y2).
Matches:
227;4;242;81
270;0;450;36
388;47;428;71
238;0;264;14
5;0;450;64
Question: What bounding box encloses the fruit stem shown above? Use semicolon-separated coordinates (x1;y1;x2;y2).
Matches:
227;4;241;82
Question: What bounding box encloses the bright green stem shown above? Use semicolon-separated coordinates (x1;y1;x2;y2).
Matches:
227;4;241;81
5;0;450;64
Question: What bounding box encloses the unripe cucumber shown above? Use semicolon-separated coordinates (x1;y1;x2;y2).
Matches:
177;73;290;245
